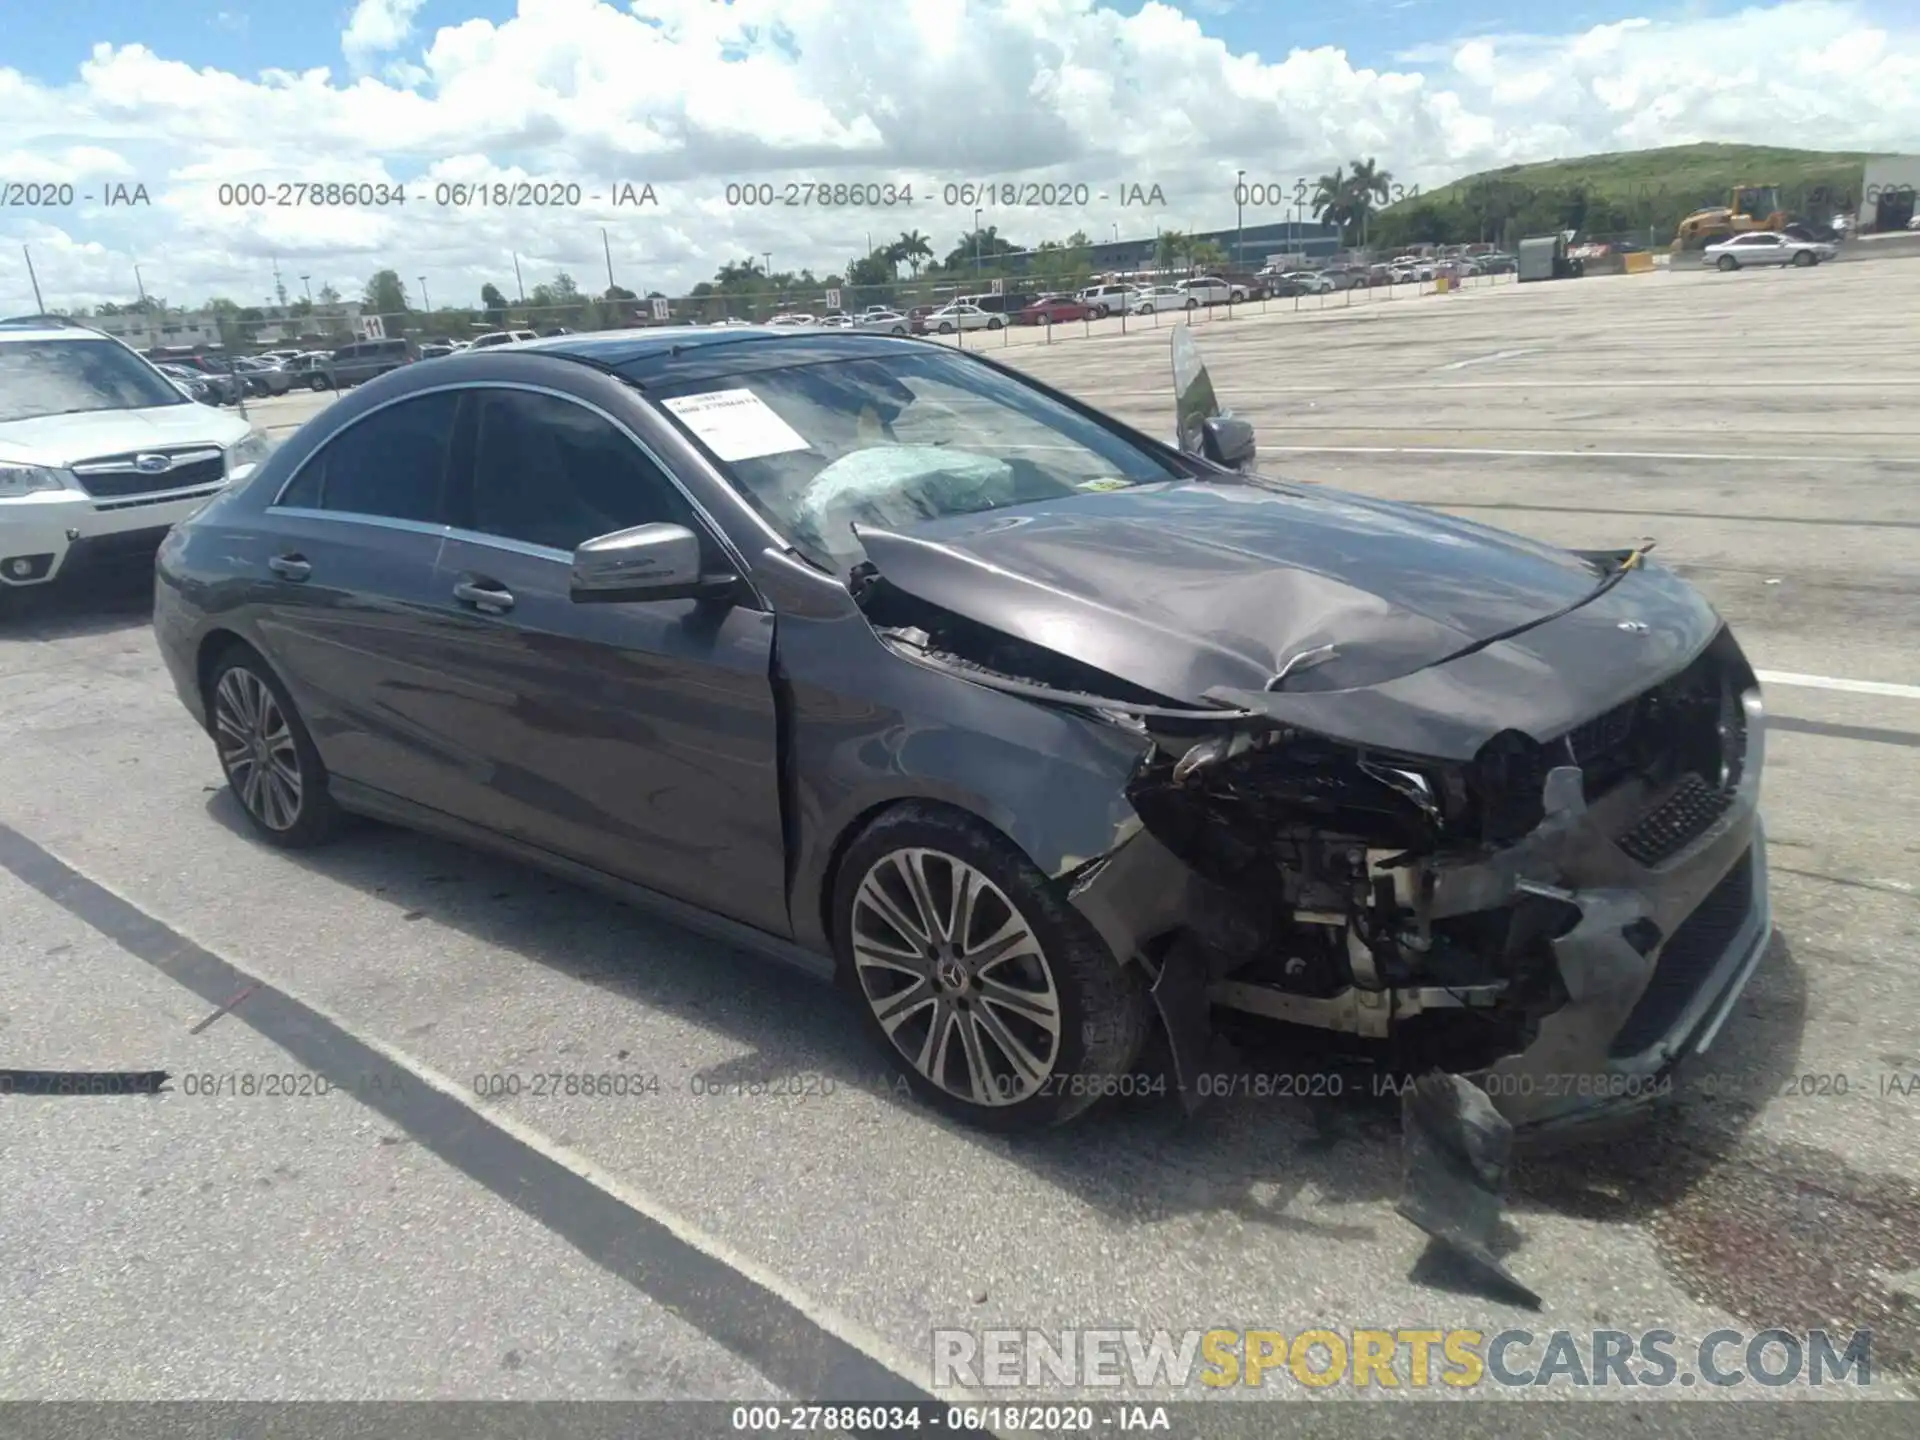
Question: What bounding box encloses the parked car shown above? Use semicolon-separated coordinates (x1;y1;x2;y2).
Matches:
155;363;218;404
1074;283;1142;318
1016;295;1097;326
328;336;415;387
231;356;293;397
0;317;269;609
849;311;913;334
1129;285;1194;314
1704;232;1837;270
469;330;540;350
919;302;1003;333
158;360;245;405
150;324;1773;1147
282;353;336;391
1178;276;1249;305
417;343;456;360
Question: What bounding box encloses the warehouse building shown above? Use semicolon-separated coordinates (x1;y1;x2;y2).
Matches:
1859;156;1919;232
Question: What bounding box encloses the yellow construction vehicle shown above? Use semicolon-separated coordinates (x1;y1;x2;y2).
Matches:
1671;185;1790;251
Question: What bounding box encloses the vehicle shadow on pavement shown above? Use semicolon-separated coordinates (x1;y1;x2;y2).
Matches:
0;573;154;640
204;798;1839;1302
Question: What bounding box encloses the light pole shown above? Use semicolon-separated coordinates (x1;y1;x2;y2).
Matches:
973;207;982;281
134;263;152;347
300;274;312;304
419;276;430;312
1235;169;1246;271
22;246;45;313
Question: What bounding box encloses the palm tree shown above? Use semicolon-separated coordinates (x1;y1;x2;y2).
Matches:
1154;228;1191;271
1310;167;1353;245
1348;157;1393;250
890;230;933;277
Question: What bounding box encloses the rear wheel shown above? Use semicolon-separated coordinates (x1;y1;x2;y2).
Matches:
1717;255;1739;271
309;374;330;390
207;648;344;849
834;805;1150;1132
987;317;1004;330
1792;250;1816;267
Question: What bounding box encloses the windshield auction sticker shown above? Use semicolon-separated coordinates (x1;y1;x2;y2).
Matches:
661;388;810;462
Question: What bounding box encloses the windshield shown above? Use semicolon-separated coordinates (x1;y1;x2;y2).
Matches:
650;348;1184;572
0;337;187;423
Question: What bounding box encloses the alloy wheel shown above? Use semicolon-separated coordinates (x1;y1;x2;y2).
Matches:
213;667;304;831
850;847;1063;1107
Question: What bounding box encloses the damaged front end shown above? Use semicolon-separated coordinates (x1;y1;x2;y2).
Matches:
1068;623;1771;1135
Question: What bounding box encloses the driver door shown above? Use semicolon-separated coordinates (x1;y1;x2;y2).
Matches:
420;385;790;937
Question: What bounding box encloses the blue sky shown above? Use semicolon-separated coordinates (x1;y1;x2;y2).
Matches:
2;0;1915;310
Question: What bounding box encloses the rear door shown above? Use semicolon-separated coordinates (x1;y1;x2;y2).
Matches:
251;389;469;810
420;385;790;934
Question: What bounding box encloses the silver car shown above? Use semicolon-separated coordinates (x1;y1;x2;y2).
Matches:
1704;232;1837;270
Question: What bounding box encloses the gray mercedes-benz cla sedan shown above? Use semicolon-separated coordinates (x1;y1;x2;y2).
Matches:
153;327;1772;1141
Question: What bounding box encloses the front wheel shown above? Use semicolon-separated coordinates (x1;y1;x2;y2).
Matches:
834;805;1151;1132
1717;255;1739;271
309;374;330;390
987;317;1004;330
938;322;955;334
207;648;344;849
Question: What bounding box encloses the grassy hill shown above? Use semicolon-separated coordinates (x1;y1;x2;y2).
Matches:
1374;142;1884;247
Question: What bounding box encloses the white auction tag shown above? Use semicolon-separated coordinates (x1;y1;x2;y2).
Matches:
661;388;811;462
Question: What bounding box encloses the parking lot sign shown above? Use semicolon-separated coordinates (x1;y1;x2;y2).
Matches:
650;297;670;320
360;315;385;339
825;288;842;310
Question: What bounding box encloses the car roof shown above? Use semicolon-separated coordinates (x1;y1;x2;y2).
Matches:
438;326;939;388
0;320;119;344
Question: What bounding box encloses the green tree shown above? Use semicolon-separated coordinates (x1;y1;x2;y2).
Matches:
480;283;509;326
363;269;410;318
1347;157;1393;248
889;230;934;276
1311;167;1354;245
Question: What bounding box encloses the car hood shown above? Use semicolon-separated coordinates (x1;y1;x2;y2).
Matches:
0;404;250;466
854;476;1639;705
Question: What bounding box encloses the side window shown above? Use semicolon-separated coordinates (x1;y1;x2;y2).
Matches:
275;391;459;521
462;389;695;553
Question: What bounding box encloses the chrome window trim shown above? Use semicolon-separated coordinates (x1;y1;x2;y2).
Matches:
268;378;763;597
270;508;452;543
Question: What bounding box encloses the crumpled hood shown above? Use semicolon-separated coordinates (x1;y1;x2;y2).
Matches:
0;404;249;467
855;476;1614;703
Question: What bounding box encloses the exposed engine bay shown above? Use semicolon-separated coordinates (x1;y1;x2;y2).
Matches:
858;561;1756;1073
855;557;1771;1303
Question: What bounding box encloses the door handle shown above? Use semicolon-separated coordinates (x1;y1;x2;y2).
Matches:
268;553;311;581
452;577;515;614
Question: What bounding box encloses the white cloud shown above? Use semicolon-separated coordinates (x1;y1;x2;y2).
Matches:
343;0;429;71
0;0;1914;312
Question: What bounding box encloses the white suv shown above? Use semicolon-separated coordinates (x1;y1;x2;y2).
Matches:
1;318;271;605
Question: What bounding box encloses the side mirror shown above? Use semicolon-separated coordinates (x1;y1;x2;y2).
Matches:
570;523;740;604
1201;415;1257;471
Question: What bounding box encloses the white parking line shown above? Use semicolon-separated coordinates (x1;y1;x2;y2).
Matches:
1255;445;1900;464
1757;671;1920;701
1435;348;1545;371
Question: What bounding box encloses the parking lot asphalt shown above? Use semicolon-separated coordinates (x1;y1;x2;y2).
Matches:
4;254;1918;1421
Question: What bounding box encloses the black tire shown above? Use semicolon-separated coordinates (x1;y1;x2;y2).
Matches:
938;322;954;334
1792;250;1815;267
205;645;345;849
987;317;1004;330
1184;297;1199;310
1717;255;1739;271
832;803;1151;1132
309;374;330;390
